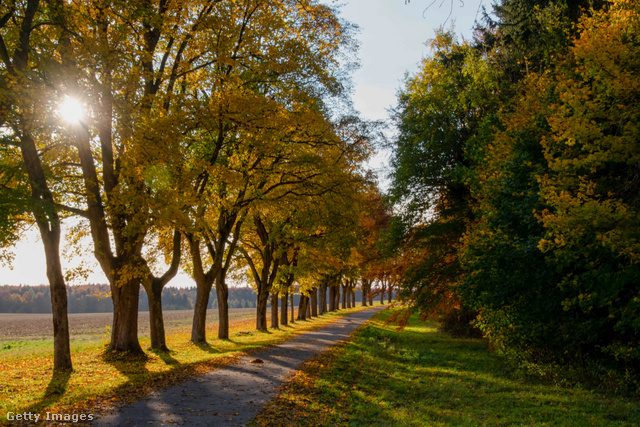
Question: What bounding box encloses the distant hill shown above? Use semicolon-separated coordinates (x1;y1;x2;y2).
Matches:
0;284;259;313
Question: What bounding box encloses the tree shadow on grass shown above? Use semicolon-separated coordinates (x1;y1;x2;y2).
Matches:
192;338;244;354
149;348;180;366
25;369;72;413
101;351;151;384
192;341;223;354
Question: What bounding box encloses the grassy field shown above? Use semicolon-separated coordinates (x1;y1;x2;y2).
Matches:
0;304;372;424
252;309;640;426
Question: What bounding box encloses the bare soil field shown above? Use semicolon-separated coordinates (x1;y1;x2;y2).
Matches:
0;308;256;341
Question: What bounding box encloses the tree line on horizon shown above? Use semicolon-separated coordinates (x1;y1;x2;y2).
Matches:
387;0;639;389
0;284;266;313
0;0;398;372
0;284;371;314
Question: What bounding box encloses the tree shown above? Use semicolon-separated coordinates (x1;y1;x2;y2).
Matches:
536;0;640;365
388;29;479;327
458;0;613;353
57;0;227;354
0;0;73;370
180;0;355;341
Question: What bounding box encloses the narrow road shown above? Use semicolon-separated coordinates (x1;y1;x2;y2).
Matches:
93;306;386;426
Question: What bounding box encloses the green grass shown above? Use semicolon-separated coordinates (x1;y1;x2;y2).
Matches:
0;308;257;359
0;305;371;424
253;309;640;426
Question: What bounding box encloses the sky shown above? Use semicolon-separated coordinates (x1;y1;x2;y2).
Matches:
1;0;482;288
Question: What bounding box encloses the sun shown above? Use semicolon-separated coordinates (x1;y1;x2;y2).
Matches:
59;97;84;124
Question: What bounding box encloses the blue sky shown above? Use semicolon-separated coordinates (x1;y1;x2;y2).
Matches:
1;0;482;287
341;0;480;121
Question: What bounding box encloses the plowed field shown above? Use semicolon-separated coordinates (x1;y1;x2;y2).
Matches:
0;308;255;341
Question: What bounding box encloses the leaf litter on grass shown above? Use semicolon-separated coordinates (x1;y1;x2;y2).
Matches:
0;306;371;424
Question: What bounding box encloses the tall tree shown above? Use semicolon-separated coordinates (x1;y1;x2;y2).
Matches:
535;0;640;364
0;0;73;370
181;0;355;341
47;0;233;353
388;29;479;326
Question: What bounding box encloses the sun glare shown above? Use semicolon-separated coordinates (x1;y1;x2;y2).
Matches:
59;97;84;123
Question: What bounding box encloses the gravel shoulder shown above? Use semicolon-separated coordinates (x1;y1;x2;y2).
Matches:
92;306;386;427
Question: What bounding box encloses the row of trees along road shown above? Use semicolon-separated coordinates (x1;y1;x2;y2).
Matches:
0;0;393;372
389;0;640;383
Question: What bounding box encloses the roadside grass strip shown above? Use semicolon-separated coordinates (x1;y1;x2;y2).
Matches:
253;308;640;426
0;305;372;424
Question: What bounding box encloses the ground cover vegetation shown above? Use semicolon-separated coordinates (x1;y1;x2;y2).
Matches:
253;308;640;426
0;0;395;374
0;303;371;423
387;0;640;392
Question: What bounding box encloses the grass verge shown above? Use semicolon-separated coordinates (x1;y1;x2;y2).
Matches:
0;304;372;425
252;308;640;426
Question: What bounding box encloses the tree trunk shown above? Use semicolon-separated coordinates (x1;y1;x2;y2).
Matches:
281;291;288;326
380;283;386;305
352;289;356;308
334;285;341;310
256;286;269;331
217;218;243;340
388;285;392;304
43;232;72;370
342;284;347;309
271;293;279;329
362;279;368;307
328;286;335;311
310;288;318;317
188;233;218;343
144;231;180;350
297;295;307;321
216;278;230;339
290;293;295;323
191;274;214;343
20;132;72;370
319;282;327;315
145;280;167;351
109;279;144;354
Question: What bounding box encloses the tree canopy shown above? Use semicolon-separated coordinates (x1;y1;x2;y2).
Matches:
388;0;640;383
0;0;376;366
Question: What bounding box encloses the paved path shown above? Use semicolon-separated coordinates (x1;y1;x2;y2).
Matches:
93;306;385;426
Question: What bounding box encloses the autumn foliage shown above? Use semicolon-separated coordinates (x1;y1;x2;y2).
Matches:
389;0;640;384
0;0;374;370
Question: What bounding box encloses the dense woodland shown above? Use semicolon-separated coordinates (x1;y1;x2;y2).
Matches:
0;0;637;392
391;0;639;389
